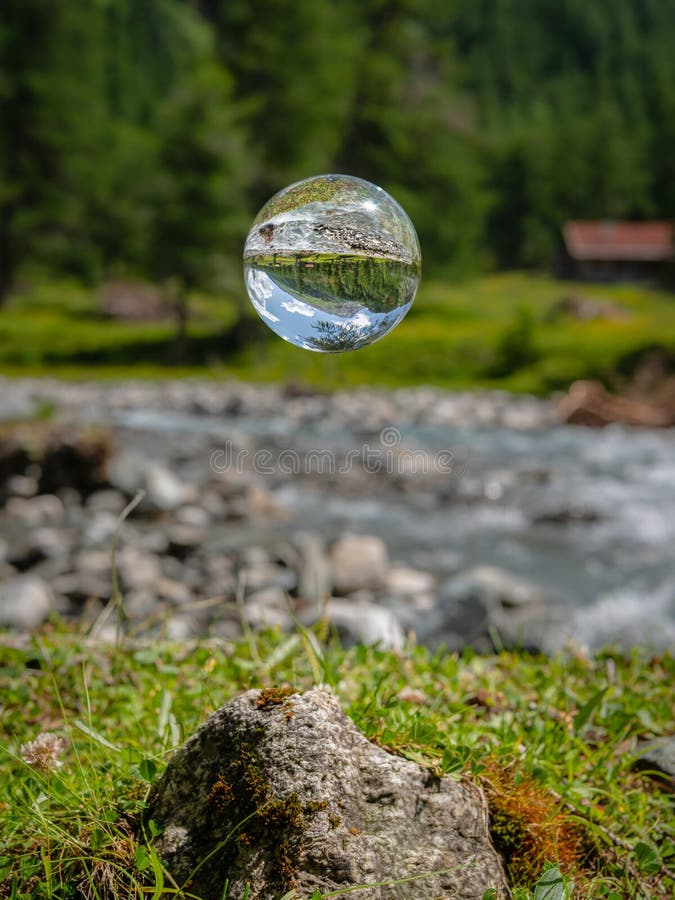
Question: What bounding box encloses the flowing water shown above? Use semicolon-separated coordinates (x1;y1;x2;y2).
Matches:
118;405;675;651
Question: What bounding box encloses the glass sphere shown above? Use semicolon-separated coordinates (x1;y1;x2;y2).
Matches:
243;174;421;352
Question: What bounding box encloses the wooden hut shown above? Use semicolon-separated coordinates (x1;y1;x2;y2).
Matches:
559;221;673;282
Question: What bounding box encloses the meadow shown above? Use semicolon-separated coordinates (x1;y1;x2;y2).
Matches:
1;622;673;899
1;274;674;395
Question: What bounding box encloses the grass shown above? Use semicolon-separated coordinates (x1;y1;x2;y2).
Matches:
0;623;673;899
1;273;674;393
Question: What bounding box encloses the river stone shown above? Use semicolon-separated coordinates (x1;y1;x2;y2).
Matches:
107;448;148;497
146;464;194;511
244;586;294;631
6;474;39;499
297;532;331;601
5;494;65;527
385;565;435;597
86;489;127;515
417;565;547;652
116;546;162;590
330;534;389;593
151;687;507;900
318;598;405;651
0;575;53;630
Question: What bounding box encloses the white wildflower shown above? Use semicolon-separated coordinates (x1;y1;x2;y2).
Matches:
20;732;66;772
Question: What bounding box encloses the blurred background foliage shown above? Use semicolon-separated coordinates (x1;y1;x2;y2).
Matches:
0;0;674;382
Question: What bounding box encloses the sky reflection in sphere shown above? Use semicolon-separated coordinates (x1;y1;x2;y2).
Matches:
243;174;421;352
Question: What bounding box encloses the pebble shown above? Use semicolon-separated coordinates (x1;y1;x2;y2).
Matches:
164;614;197;641
81;511;119;547
117;547;162;589
124;588;159;619
146;464;194;511
6;494;65;527
7;475;38;498
107;448;149;497
0;575;53;629
245;586;293;630
175;505;210;528
155;576;193;606
385;566;435;597
86;489;127;515
296;532;331;602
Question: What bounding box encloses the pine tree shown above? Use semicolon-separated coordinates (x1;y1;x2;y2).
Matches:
145;56;254;357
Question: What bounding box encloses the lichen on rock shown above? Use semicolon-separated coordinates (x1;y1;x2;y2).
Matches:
150;687;507;899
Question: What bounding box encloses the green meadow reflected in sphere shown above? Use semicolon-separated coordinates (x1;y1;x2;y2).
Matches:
243;174;421;352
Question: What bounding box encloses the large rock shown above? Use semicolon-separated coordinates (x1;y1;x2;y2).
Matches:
557;379;675;428
151;688;507;899
330;534;389;594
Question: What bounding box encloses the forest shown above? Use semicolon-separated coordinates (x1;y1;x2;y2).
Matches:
1;0;674;305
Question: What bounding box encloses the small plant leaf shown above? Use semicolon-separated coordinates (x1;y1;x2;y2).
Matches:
134;844;151;872
147;845;165;900
634;840;661;875
89;828;106;852
147;818;162;838
533;865;573;900
573;686;608;733
157;690;172;738
74;719;120;751
139;758;158;782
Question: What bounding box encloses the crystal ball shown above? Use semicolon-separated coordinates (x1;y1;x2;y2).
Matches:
243;174;421;352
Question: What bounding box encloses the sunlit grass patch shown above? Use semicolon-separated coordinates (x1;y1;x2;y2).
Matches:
0;626;673;898
1;273;673;393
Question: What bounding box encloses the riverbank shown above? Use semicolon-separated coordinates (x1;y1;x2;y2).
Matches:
1;378;674;653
